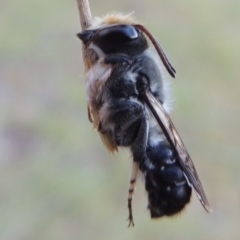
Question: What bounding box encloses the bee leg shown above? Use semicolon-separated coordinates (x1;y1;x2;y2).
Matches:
131;118;149;168
87;105;93;123
109;100;145;146
97;121;107;134
127;161;139;227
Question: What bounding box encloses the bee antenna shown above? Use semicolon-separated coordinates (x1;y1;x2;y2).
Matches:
135;24;176;78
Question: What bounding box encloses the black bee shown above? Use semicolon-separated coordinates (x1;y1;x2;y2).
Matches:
77;13;211;226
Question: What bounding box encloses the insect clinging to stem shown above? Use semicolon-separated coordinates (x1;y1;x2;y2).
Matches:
77;13;211;227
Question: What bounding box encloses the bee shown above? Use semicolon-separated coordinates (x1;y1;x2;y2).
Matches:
77;13;211;226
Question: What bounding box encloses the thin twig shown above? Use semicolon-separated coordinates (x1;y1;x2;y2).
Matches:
76;0;93;69
76;0;92;30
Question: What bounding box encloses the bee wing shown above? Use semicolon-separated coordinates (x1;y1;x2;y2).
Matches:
144;90;212;213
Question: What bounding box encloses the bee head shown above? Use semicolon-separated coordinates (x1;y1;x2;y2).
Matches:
77;24;148;56
77;30;94;45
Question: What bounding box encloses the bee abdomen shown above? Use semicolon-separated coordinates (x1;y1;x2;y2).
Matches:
144;141;192;218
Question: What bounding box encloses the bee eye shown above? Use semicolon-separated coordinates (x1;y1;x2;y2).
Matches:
93;24;138;43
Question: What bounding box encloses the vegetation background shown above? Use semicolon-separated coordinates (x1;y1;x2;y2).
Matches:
1;0;240;239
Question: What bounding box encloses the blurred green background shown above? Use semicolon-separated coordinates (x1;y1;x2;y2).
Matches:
1;0;240;239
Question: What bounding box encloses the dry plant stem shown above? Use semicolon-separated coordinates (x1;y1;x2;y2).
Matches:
76;0;92;30
76;0;92;69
